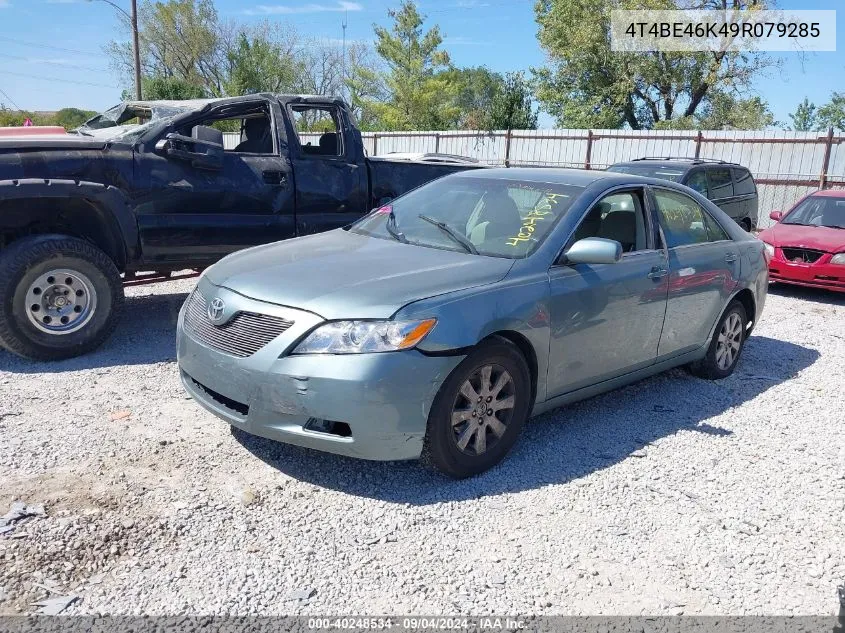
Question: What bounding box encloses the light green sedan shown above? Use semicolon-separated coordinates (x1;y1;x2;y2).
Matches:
177;168;768;478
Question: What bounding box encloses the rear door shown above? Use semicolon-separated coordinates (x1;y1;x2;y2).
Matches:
134;99;295;266
650;186;739;359
284;102;369;235
732;167;758;228
706;166;742;222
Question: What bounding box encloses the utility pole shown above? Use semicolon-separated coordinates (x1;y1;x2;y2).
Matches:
341;9;347;101
90;0;142;100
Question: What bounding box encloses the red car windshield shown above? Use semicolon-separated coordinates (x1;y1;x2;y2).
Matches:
783;196;845;229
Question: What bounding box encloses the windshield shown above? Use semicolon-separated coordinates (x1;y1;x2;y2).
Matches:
350;176;583;258
783;196;845;229
72;102;194;142
607;164;686;182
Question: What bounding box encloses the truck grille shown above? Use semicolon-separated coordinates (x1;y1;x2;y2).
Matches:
183;291;294;358
781;247;825;264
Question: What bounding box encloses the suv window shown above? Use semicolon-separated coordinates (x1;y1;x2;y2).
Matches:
707;168;734;199
685;171;708;196
653;189;713;248
289;105;344;157
570;190;649;253
733;168;756;195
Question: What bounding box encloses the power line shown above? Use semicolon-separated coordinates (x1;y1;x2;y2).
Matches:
0;85;22;111
0;52;109;74
0;70;119;89
0;35;103;57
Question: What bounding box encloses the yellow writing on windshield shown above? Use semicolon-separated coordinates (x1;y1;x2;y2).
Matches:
506;192;568;247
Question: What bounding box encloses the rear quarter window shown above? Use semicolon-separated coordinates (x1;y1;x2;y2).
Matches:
707;168;734;200
733;168;756;196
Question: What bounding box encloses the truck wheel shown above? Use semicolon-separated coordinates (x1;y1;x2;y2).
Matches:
0;234;123;361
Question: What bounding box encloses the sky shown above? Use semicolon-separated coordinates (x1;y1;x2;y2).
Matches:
0;0;843;128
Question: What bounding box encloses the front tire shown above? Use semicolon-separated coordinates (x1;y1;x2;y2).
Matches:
0;235;123;360
421;337;531;478
688;300;748;380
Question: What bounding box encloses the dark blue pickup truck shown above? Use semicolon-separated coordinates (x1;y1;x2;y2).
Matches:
0;94;481;360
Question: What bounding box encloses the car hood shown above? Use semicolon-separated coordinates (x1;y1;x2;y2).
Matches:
759;223;845;252
0;134;107;151
204;229;515;320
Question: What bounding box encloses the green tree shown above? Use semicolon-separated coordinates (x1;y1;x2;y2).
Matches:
364;1;460;130
448;66;502;129
816;92;845;131
788;98;818;131
655;92;775;130
121;76;206;100
224;32;304;96
53;108;98;130
490;72;538;130
534;0;775;129
107;0;226;97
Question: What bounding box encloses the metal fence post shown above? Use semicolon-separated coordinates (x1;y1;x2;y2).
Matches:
434;133;441;154
504;129;513;167
820;127;834;189
694;131;703;158
584;130;594;169
373;133;379;156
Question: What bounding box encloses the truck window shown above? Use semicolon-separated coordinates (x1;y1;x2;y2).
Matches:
288;105;344;158
182;109;274;155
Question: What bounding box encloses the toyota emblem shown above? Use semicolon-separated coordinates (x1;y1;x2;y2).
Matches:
207;297;226;324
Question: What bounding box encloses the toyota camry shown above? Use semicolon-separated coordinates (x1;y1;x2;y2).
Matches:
177;168;768;478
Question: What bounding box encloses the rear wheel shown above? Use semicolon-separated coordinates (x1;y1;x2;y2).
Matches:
421;338;531;478
688;300;747;380
740;217;752;232
0;235;123;360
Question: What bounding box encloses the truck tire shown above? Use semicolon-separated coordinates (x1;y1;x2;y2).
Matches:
0;234;123;360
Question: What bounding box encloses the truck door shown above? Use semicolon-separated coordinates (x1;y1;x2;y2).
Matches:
134;98;295;266
284;101;369;235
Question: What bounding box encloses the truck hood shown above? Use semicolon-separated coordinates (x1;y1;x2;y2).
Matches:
0;135;107;151
759;223;845;252
204;229;515;320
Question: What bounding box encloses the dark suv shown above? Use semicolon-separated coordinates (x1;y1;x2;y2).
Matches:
606;158;758;231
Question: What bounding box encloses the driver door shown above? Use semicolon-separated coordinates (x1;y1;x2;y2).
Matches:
133;99;296;266
546;187;669;397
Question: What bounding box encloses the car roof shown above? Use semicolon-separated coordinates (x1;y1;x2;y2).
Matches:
453;166;678;188
610;158;744;169
807;189;845;198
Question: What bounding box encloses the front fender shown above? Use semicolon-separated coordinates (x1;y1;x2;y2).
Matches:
395;271;551;404
0;178;138;265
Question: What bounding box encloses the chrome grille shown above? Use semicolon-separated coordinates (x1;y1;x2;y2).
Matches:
781;247;825;264
183;291;294;358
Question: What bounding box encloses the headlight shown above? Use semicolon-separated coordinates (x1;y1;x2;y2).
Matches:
831;253;845;265
292;319;437;354
763;242;775;258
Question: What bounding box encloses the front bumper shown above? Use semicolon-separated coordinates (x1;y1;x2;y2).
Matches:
769;250;845;293
176;279;464;461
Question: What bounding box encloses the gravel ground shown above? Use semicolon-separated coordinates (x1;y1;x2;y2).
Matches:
1;279;843;616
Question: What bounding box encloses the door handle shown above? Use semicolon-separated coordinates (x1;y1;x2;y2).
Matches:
725;252;738;263
263;170;288;186
647;266;668;280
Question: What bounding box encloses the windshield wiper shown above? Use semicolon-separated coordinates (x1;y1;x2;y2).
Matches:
418;214;478;255
385;209;408;243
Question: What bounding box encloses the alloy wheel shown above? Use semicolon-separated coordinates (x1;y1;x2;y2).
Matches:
451;364;516;456
716;312;743;370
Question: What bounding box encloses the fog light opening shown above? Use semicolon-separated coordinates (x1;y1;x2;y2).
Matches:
304;418;352;438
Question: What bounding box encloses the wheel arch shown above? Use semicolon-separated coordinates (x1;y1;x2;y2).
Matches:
483;330;539;409
0;179;138;270
731;287;756;332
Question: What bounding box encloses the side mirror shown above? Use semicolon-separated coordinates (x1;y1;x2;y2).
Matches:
769;210;783;222
155;125;224;170
562;237;622;265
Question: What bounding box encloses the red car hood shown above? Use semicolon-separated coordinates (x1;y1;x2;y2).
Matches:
759;224;845;252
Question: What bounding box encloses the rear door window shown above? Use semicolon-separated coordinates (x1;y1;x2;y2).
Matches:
732;168;756;195
685;170;708;196
707;168;734;200
653;189;711;248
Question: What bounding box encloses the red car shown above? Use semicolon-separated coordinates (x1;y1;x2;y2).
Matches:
758;190;845;292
